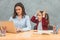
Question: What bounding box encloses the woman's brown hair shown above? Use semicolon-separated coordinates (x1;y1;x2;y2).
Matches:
13;2;26;18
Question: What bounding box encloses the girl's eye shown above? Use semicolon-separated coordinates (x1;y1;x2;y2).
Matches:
38;15;41;16
37;14;41;16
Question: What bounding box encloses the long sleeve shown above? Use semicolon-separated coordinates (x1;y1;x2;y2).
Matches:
22;16;31;31
9;16;31;31
31;16;38;23
42;17;48;26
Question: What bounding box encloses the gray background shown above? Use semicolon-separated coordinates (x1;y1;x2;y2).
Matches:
0;0;60;29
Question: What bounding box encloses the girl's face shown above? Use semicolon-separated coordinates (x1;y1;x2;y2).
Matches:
15;6;22;16
37;12;42;21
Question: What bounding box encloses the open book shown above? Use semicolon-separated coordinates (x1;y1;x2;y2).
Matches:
37;30;53;34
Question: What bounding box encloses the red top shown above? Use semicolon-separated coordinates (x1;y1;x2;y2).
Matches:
31;16;48;30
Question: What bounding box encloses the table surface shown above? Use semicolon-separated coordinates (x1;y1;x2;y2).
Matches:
0;30;60;40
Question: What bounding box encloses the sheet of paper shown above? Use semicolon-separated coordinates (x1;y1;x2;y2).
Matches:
37;30;53;34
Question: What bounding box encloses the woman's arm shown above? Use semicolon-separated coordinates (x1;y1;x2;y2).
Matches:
22;16;31;31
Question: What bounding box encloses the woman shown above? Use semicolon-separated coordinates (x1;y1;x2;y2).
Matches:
31;10;48;30
9;2;31;32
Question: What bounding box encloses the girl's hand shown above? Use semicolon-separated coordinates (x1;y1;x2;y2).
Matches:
34;10;40;17
43;10;46;18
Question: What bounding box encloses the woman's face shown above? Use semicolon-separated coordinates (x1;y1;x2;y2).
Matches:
37;12;42;21
15;6;22;16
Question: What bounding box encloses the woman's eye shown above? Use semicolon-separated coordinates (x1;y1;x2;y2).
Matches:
16;9;20;10
18;9;20;10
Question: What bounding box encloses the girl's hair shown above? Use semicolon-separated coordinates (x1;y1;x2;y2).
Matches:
45;13;49;24
40;11;43;14
13;2;26;18
39;11;49;24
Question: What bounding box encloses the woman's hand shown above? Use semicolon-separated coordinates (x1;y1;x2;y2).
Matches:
16;28;22;32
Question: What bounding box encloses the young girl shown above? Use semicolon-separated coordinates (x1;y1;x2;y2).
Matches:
31;10;49;30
